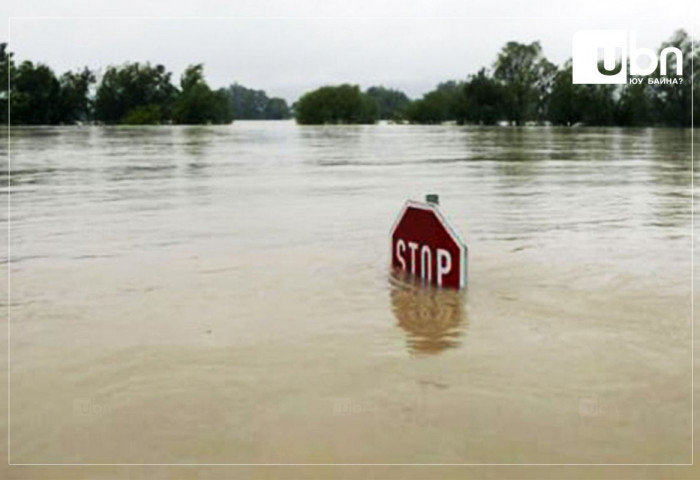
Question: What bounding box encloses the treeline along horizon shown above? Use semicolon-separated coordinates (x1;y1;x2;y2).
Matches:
0;29;696;127
0;44;292;126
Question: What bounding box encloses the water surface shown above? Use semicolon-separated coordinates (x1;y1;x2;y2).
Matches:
1;122;694;467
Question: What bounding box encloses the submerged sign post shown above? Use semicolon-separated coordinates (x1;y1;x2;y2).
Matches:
390;195;467;289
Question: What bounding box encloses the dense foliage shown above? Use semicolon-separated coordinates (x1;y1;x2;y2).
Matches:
222;83;291;120
94;63;177;124
365;86;411;120
404;81;464;124
401;29;698;127
294;84;379;125
172;65;231;124
0;50;233;125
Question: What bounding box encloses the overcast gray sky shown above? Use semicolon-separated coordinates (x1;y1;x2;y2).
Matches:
1;0;697;102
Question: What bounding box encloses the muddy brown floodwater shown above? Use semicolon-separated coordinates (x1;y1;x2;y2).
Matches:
0;122;697;478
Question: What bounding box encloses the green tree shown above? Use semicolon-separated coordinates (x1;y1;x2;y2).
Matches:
548;63;583;126
461;69;504;125
0;43;12;124
493;41;554;125
1;44;94;125
57;67;95;124
365;86;411;120
616;80;655;126
405;81;463;124
122;104;163;125
580;84;617;126
548;62;617;126
225;83;266;119
264;97;291;119
172;64;231;124
223;83;290;120
295;84;378;125
534;58;557;122
650;29;696;127
94;62;177;124
11;60;61;124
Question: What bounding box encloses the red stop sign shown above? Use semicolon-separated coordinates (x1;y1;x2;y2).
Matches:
390;201;467;289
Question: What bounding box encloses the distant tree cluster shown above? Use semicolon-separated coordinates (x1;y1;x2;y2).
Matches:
294;84;379;125
365;86;411;121
401;30;697;127
0;44;96;125
0;46;286;125
293;29;697;127
94;62;177;124
222;83;291;120
0;47;234;125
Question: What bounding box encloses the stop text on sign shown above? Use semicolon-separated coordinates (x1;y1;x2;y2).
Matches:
394;240;452;286
390;200;467;289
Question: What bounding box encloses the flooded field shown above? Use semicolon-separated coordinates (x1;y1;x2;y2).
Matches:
0;122;696;476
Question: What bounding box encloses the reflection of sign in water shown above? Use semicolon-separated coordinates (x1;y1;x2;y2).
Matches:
389;273;468;355
390;199;467;289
